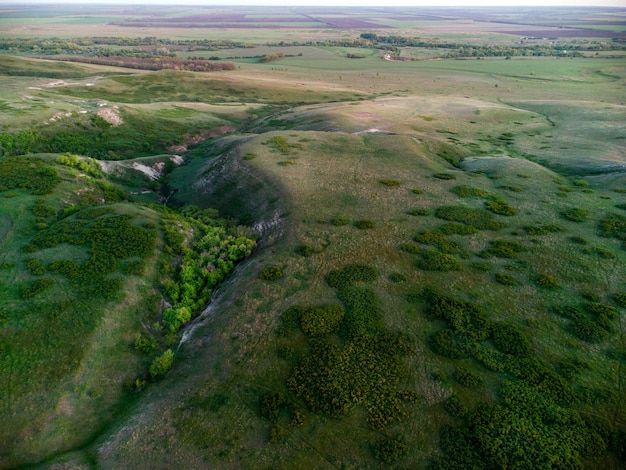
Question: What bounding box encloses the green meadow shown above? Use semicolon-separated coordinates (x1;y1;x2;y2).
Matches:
0;5;624;469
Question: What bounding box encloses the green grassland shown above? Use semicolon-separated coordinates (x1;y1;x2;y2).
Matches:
0;5;625;469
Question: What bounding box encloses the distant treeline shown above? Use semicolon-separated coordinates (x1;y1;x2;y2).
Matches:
0;35;624;62
51;55;236;72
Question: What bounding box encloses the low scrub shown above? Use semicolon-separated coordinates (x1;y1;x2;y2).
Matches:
435;206;506;230
259;265;284;281
561;207;588;222
325;264;378;290
417;250;462;271
451;185;490;198
485;200;516;216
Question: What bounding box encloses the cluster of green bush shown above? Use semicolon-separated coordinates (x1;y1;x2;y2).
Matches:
273;262;418;454
435;205;506;230
23;210;156;301
554;302;618;343
480;240;524;258
0;157;61;195
451;185;490;198
422;289;621;468
598;212;626;248
414;230;468;257
264;135;303;154
417;250;463;271
160;208;255;332
56;153;103;178
485;199;516;216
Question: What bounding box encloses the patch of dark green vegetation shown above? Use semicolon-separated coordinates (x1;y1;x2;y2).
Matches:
417;250;463;271
495;272;517;286
421;289;620;469
485;199;516;216
561;207;588;222
480;240;524;258
451;185;490;198
598;213;626;247
523;224;563;235
532;273;561;289
407;208;430;216
435;206;506;230
354;219;375;229
271;264;418;453
414;230;469;257
436;222;477;235
380;179;402;187
325;264;378;290
331;214;351;226
160;206;255;332
259;265;284;281
0;157;62;194
264;135;304;154
554;302;618;343
433;173;456;180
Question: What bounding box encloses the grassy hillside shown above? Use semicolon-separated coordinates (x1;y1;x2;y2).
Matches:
0;5;624;469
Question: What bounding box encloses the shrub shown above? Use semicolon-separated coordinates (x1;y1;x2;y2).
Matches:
400;243;421;254
451;185;490;198
295;244;315;257
325;264;378;290
485;200;516;216
455;365;483;388
20;278;53;298
569;236;587;244
434;173;456;180
407;208;430;216
437;222;477;235
570;317;612;343
25;258;47;276
491;323;532;356
260;392;286;421
149;349;174;379
435;206;506;230
495;272;517;286
562;208;588;222
532;273;561;289
259;265;283;281
412;188;424;194
269;424;286;442
380;179;402;187
414;231;467;255
331;214;350;226
372;437;409;463
162;306;192;333
354;219;375;229
482;240;524;258
134;333;157;353
585;303;618;322
279;305;306;335
300;305;345;336
469;261;490;272
611;293;626;308
598;213;626;241
417;250;462;271
124;259;146;276
337;287;384;337
430;329;472;359
388;272;406;283
444;395;467;418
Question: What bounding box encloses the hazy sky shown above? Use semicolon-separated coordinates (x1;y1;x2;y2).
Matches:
3;0;625;6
